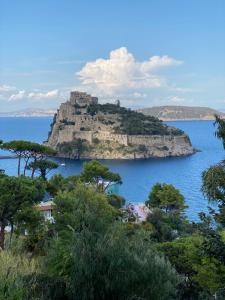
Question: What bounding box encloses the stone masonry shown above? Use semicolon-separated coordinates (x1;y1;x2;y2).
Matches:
46;91;195;159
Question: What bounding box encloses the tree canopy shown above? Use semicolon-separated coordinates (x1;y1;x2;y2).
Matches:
0;174;45;249
27;159;58;181
0;140;56;176
81;160;122;191
146;183;186;213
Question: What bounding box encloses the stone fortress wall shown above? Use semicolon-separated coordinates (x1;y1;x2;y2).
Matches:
47;91;194;158
56;126;190;150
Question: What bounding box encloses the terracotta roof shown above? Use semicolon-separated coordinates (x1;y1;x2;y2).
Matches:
37;201;55;211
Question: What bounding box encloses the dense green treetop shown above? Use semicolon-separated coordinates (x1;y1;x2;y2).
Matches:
81;160;122;191
46;184;179;300
146;182;187;213
0;174;45;249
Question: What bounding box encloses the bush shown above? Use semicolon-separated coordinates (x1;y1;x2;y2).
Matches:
92;138;100;144
45;186;180;300
0;251;38;300
138;144;147;152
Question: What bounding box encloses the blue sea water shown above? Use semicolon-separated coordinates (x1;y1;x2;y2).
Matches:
0;117;224;220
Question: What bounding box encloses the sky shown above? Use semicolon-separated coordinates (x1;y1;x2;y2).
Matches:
0;0;225;111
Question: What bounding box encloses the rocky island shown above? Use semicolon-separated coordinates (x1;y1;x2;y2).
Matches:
45;91;194;159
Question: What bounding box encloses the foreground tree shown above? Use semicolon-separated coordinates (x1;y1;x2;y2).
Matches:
161;228;225;299
202;116;225;227
0;251;38;300
45;185;179;300
0;174;45;249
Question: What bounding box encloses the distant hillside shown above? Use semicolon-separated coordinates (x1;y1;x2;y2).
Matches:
0;108;56;117
138;106;225;121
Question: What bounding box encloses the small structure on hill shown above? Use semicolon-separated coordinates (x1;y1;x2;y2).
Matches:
38;201;55;222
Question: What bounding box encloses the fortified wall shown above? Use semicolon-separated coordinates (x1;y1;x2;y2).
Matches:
46;91;194;159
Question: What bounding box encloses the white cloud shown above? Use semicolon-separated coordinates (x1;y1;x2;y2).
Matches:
9;90;26;101
77;47;183;96
8;89;59;102
0;85;17;92
28;89;59;100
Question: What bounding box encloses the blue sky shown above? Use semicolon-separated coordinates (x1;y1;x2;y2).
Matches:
0;0;225;111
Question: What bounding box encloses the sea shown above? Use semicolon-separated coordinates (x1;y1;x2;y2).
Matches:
0;117;224;221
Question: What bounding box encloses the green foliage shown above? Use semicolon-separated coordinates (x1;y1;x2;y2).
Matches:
214;114;225;149
0;174;45;249
15;206;52;255
23;273;68;300
47;173;81;196
160;233;225;299
81;160;122;191
146;183;186;213
57;139;86;158
138;144;147;152
87;103;184;136
107;193;125;208
53;185;117;234
0;140;56;176
92;137;100;144
0;251;38;300
147;208;178;242
146;184;189;242
46;185;179;300
27;159;59;180
202;163;225;203
202;116;225;227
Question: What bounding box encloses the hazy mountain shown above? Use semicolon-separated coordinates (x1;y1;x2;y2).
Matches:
137;106;225;121
0;108;56;117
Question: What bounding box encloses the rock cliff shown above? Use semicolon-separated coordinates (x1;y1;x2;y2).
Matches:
45;91;195;159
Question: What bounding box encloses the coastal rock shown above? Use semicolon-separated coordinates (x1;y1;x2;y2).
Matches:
45;91;194;159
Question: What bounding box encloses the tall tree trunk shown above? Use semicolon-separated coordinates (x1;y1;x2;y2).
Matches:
0;223;5;250
23;157;30;176
41;169;46;181
31;158;37;178
18;156;21;176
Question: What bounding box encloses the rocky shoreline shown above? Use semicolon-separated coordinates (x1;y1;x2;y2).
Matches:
46;91;195;160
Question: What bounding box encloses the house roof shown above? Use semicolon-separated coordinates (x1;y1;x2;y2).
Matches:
38;201;55;211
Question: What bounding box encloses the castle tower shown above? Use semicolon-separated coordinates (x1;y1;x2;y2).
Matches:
70;91;98;106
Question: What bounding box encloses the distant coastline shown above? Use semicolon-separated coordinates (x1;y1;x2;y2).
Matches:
1;105;225;121
0;109;56;118
138;105;225;121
